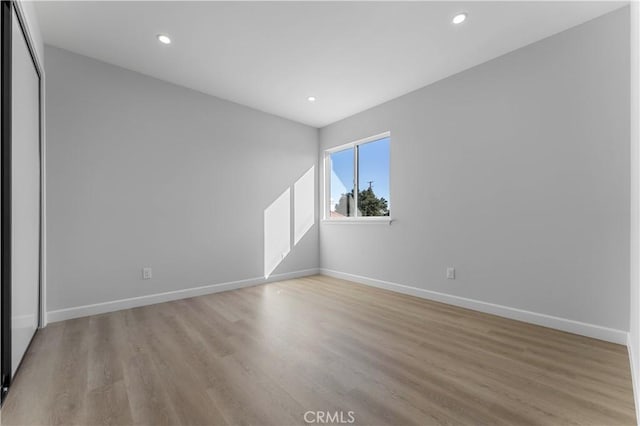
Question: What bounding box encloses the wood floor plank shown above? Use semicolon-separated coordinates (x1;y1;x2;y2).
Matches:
1;275;636;425
0;322;66;426
49;317;91;426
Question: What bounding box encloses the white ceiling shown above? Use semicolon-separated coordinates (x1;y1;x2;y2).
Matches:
35;1;626;128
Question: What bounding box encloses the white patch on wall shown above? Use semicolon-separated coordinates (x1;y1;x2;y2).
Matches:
264;188;291;278
294;166;315;245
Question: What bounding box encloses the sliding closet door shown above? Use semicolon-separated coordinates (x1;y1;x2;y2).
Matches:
10;5;40;376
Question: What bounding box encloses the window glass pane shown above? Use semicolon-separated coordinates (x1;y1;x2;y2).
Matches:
329;148;355;217
357;137;390;216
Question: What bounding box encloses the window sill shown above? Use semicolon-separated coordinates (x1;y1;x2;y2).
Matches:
321;218;394;225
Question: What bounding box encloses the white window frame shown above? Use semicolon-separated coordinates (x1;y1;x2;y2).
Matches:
323;131;392;224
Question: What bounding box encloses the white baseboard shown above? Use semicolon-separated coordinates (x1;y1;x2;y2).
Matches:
320;268;628;345
46;268;319;323
629;333;640;425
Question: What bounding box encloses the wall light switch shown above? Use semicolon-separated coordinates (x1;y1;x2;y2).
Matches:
446;267;455;280
142;267;152;280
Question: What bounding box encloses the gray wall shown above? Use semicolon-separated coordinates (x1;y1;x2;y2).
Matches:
320;8;630;331
45;46;319;312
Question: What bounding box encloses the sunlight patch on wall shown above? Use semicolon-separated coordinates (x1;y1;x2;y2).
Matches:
294;166;315;245
264;188;291;278
264;166;315;279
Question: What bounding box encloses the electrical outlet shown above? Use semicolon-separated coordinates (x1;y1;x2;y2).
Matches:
142;267;152;280
446;267;455;280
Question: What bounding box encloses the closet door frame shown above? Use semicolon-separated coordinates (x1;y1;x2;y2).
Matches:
1;0;44;406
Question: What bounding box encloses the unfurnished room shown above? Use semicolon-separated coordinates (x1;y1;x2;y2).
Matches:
0;1;639;425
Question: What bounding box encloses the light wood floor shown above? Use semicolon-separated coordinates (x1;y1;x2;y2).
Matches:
1;275;636;425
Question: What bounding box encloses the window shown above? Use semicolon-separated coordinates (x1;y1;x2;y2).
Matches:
326;132;390;220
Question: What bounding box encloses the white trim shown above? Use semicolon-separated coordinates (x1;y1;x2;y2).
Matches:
47;268;319;323
325;131;391;154
354;140;359;214
40;67;46;328
322;218;393;225
629;333;640;426
320;268;628;345
322;150;329;220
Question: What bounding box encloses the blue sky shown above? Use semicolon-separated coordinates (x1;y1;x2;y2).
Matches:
330;137;390;211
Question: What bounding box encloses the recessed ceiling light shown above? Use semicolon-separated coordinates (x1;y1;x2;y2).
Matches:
157;34;171;45
452;13;467;25
307;96;316;102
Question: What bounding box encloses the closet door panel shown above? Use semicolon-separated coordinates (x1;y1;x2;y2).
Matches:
10;6;39;375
